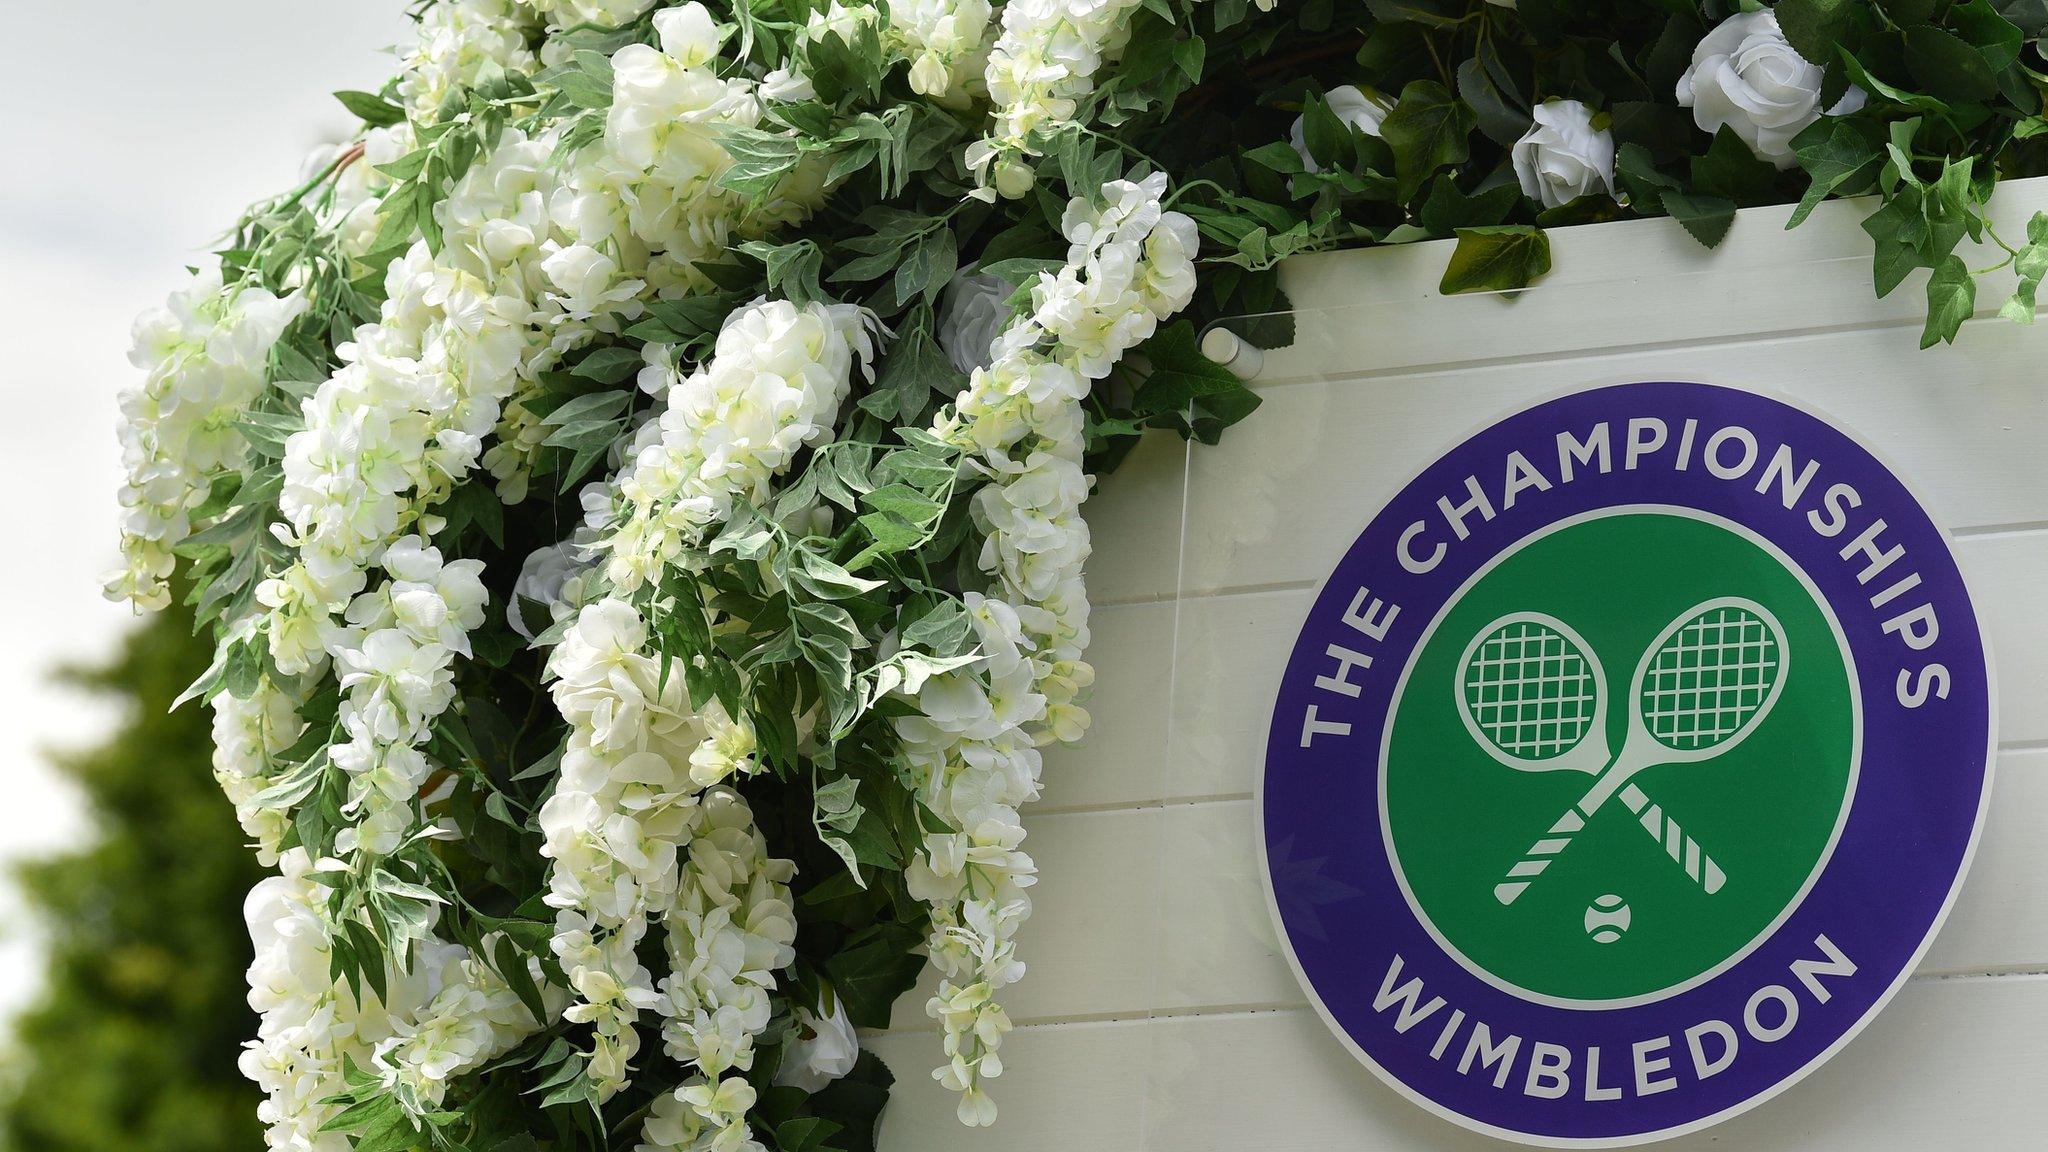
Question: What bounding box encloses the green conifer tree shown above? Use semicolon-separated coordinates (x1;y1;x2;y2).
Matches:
2;601;262;1152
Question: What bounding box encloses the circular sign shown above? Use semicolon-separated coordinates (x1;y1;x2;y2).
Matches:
1259;382;1993;1147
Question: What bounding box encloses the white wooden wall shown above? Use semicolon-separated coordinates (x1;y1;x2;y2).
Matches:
869;180;2048;1149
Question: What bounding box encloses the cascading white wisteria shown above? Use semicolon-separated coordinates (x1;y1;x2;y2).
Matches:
483;4;829;500
326;539;489;855
240;850;544;1152
642;788;799;1151
969;0;1149;196
540;596;719;1098
887;0;997;103
106;265;307;612
970;0;1283;196
602;297;873;592
398;0;540;122
210;681;310;866
541;294;866;1099
266;6;790;866
896;171;1198;1123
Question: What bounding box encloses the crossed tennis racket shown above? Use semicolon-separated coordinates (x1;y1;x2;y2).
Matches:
1454;597;1788;906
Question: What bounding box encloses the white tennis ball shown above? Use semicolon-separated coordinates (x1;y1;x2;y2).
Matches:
1585;893;1631;944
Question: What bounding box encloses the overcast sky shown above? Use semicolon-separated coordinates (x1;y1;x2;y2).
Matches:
0;2;413;1023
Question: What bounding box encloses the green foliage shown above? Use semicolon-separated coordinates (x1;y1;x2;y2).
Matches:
1;601;265;1152
1158;0;2048;326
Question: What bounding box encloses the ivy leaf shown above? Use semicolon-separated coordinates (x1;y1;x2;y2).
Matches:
1904;25;1997;104
1439;225;1552;295
1775;0;1857;72
1921;254;1976;348
1364;0;1466;25
1128;320;1246;414
1951;0;2025;70
1380;80;1474;202
1787;117;1885;228
1660;190;1737;248
1690;126;1779;203
823;924;929;1028
1456;57;1530;148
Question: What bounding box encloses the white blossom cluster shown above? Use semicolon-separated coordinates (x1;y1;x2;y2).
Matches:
601;297;872;592
107;265;307;611
540;599;808;1152
398;0;539;122
518;0;659;32
647;788;799;1151
897;172;1198;1123
540;597;724;1097
209;681;309;866
328;539;490;855
887;0;996;103
240;850;542;1152
969;0;1149;196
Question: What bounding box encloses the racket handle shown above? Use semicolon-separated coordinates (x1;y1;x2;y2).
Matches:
1493;807;1592;906
1618;783;1726;895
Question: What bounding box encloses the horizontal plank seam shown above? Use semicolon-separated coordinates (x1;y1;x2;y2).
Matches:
1952;519;2048;540
1039;743;2043;816
1240;309;1987;393
868;971;2048;1038
1031;791;1255;817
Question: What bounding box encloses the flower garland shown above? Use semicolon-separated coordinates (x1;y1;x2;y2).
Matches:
108;268;306;612
239;849;549;1152
899;171;1198;1123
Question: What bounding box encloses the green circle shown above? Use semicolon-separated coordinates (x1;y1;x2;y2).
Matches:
1385;511;1855;1003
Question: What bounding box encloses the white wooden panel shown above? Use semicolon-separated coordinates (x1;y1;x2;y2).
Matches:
872;976;2048;1150
1264;180;2048;383
885;182;2048;1147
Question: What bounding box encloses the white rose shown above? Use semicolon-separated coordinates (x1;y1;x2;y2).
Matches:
1511;99;1616;209
1676;11;1867;170
1289;85;1390;174
773;997;860;1092
937;271;1013;375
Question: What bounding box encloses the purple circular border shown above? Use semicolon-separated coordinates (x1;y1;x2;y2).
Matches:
1260;382;1993;1144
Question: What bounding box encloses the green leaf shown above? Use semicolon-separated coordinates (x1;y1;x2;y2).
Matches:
1904;24;1998;103
1775;0;1856;70
335;90;404;128
1380;80;1474;202
1364;0;1466;25
1456;57;1529;148
823;924;929;1028
1787;117;1885;228
1951;0;2026;70
1690;126;1779;203
536;50;616;111
1660;190;1737;248
1921;254;1976;348
1438;225;1553;295
1128;320;1248;414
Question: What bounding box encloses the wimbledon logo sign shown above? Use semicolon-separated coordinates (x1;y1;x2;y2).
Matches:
1259;382;1993;1147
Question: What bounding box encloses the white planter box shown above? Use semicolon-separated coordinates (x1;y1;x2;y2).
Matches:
871;180;2048;1149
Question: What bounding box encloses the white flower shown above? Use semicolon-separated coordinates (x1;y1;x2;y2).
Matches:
1677;10;1867;169
654;2;724;67
1289;85;1389;174
937;271;1013;375
1512;99;1616;209
508;541;590;639
773;996;860;1092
